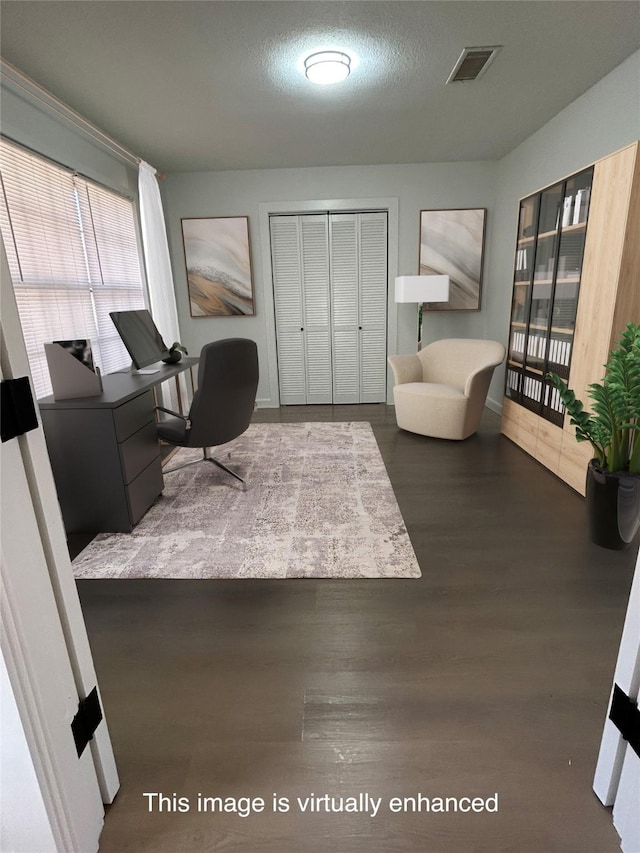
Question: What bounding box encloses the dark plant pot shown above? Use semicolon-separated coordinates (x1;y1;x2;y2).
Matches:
585;459;640;550
162;350;182;364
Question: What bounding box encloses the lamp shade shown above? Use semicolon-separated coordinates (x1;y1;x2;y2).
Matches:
394;275;450;303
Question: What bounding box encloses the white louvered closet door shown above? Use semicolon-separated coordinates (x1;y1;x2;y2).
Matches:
330;212;387;404
357;212;388;403
271;215;306;404
271;210;387;405
300;215;332;404
329;214;360;403
271;214;332;404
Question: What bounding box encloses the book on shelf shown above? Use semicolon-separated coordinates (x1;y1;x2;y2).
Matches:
524;375;542;403
515;248;529;272
549;338;571;367
572;187;591;225
527;334;547;359
538;336;547;359
511;330;525;355
543;385;563;413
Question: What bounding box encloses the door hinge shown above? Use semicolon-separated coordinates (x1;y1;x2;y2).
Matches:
71;687;103;757
1;377;38;443
609;683;640;758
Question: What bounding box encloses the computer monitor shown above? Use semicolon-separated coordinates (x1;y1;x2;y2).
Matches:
109;309;170;370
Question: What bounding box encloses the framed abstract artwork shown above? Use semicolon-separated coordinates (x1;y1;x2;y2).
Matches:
181;216;255;317
419;208;487;311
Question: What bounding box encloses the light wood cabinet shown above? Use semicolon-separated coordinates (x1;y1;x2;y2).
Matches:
502;141;640;495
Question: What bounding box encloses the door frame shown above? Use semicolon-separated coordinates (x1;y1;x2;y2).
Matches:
258;197;399;406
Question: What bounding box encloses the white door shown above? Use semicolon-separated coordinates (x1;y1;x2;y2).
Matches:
300;215;332;404
593;547;640;853
1;409;106;852
356;211;388;403
330;213;360;403
272;210;387;405
330;212;387;403
1;235;118;851
271;214;332;405
271;214;306;404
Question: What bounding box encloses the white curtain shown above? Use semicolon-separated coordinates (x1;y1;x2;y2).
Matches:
138;161;187;410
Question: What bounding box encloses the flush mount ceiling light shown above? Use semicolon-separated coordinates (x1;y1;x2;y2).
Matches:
304;50;351;85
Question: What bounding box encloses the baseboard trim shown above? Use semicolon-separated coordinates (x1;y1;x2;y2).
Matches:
485;396;503;416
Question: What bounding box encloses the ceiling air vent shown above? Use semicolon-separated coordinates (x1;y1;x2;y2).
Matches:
446;46;502;84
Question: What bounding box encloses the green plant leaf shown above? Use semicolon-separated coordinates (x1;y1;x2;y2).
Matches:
546;323;640;472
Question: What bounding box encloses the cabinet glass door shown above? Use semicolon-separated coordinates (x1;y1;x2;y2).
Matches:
518;184;562;413
505;166;593;425
506;195;537;404
541;167;593;424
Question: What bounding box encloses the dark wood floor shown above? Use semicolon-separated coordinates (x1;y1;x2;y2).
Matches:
77;405;637;853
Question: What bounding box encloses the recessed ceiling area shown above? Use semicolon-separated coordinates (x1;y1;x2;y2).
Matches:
1;1;638;173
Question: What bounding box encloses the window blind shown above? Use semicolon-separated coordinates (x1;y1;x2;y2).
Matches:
0;137;146;398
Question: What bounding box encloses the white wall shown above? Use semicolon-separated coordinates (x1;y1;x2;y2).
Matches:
162;161;498;407
485;50;640;403
1;81;137;196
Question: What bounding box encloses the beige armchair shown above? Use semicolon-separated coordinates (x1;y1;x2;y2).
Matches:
388;338;506;440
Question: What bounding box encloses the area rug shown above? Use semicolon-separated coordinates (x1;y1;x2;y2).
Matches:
72;421;421;579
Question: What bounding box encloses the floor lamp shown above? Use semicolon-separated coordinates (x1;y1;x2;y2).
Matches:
394;275;450;350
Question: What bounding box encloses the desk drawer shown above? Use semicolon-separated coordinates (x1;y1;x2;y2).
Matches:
114;391;155;442
120;420;160;484
127;458;164;526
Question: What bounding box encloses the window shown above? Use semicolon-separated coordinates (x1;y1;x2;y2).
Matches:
0;137;146;398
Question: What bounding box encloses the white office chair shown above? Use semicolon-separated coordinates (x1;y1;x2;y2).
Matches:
388;338;505;440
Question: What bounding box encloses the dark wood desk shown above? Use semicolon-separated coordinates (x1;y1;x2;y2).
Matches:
39;358;198;534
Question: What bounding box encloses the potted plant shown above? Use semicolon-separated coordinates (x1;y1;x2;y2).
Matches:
547;322;640;550
162;341;188;364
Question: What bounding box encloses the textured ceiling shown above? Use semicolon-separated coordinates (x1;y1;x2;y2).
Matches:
1;1;638;173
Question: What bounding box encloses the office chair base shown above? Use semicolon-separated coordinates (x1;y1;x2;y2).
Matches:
163;447;246;490
205;455;246;490
162;456;201;474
